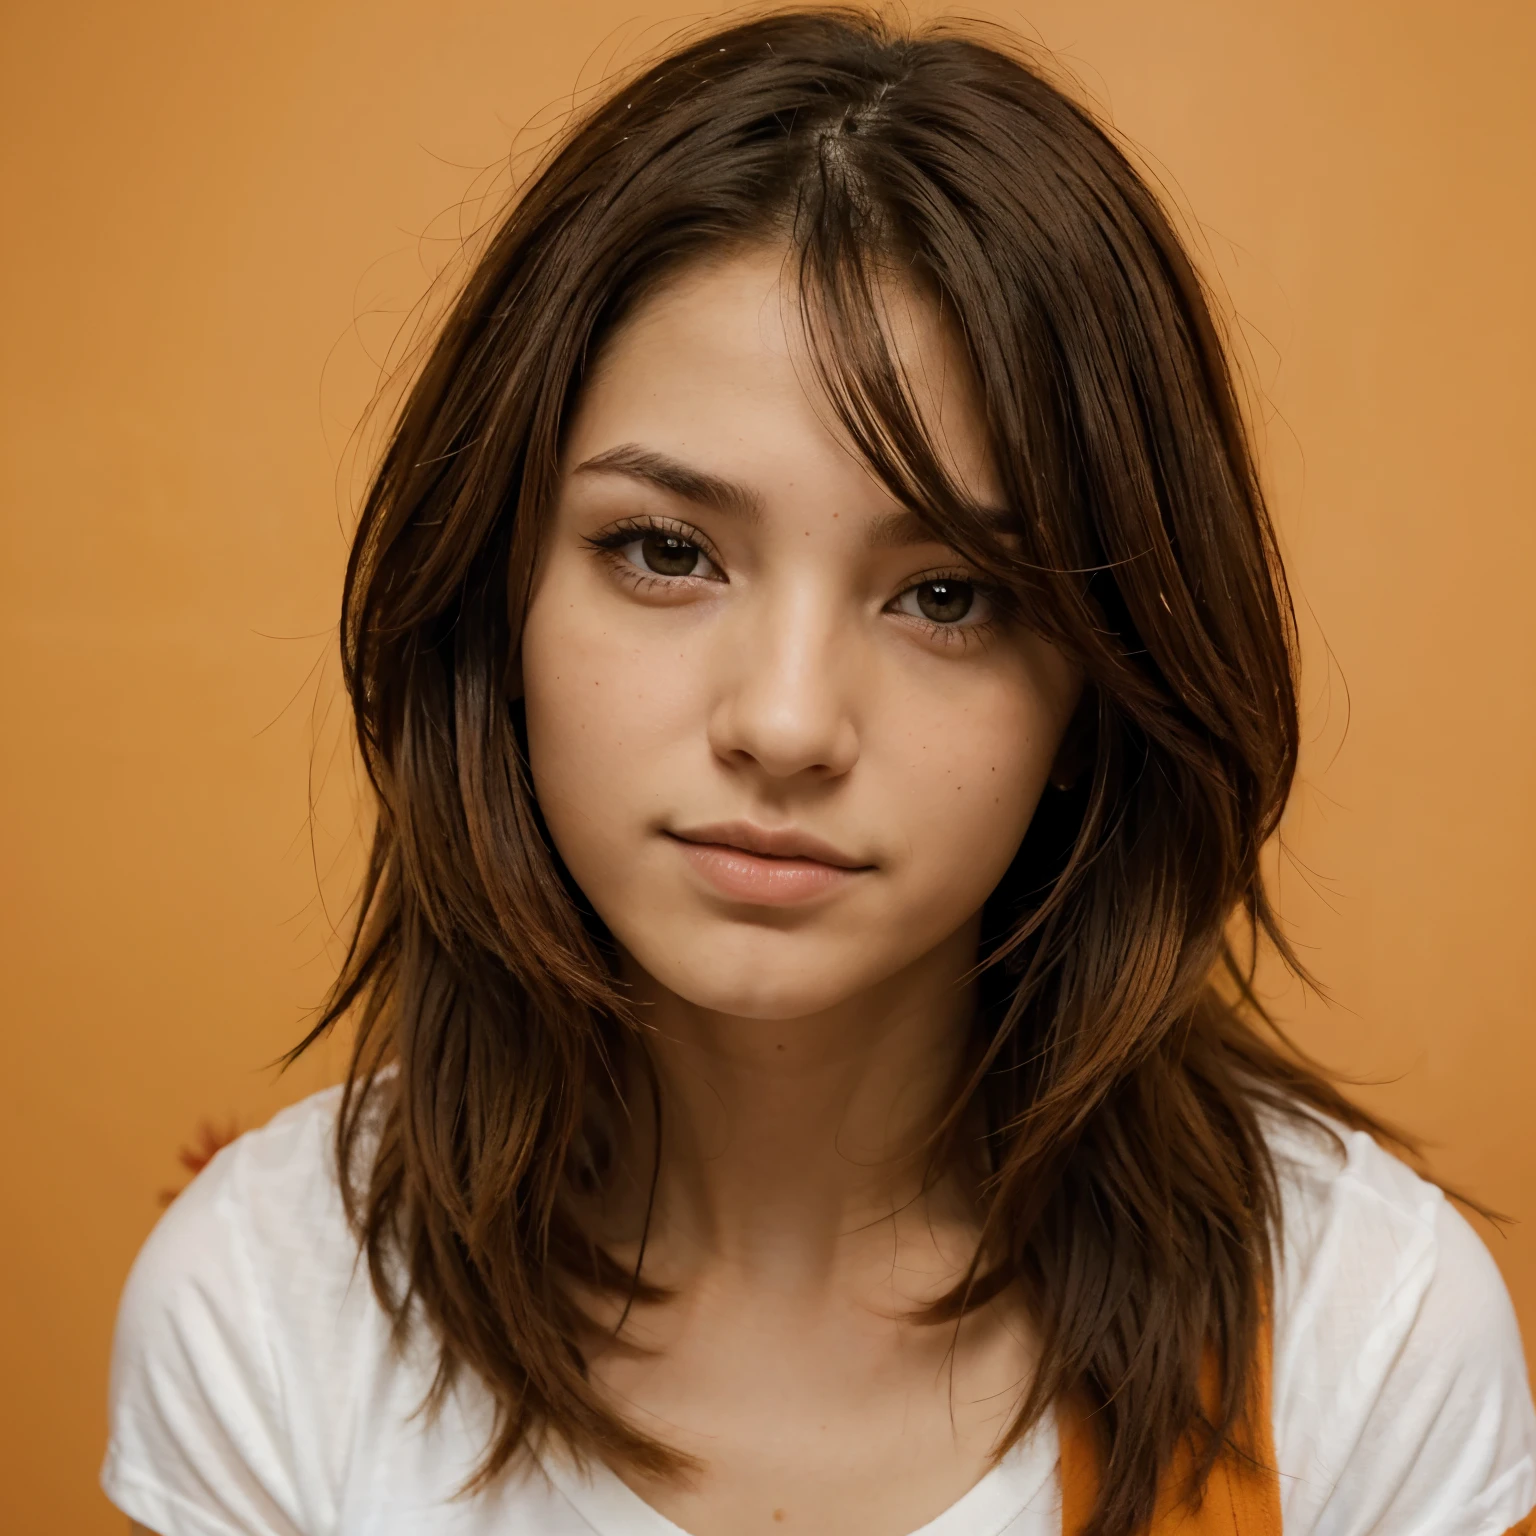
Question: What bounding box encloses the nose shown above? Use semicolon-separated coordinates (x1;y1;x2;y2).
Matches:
706;587;861;782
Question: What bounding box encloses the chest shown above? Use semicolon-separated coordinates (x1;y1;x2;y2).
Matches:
319;1300;1277;1536
586;1288;1038;1536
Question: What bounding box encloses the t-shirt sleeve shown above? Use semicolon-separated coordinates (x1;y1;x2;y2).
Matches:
1272;1121;1536;1536
102;1133;317;1536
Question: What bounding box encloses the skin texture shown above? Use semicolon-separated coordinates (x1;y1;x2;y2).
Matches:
516;247;1083;1536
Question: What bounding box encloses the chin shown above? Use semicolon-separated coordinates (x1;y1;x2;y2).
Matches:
628;929;886;1022
653;965;867;1023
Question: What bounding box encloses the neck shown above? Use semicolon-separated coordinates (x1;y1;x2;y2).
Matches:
611;919;984;1286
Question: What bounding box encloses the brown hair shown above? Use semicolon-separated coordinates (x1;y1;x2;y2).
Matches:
295;10;1397;1533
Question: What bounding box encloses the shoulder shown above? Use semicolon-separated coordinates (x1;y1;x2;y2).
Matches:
115;1084;364;1356
1265;1110;1519;1361
103;1086;392;1536
1264;1109;1536;1536
105;1084;611;1535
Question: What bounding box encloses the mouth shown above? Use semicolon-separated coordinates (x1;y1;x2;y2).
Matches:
665;821;874;906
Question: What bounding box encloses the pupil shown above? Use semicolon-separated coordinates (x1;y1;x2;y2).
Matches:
641;532;700;577
916;579;973;624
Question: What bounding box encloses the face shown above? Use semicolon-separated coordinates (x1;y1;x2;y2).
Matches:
519;248;1081;1021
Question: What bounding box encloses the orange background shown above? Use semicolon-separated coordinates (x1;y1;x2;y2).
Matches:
2;2;1532;1529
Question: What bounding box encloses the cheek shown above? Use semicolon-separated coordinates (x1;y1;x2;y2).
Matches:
881;640;1078;926
522;598;624;845
518;574;695;870
890;699;1051;908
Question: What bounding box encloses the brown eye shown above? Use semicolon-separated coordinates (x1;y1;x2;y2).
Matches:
601;524;721;584
913;578;974;623
636;532;702;577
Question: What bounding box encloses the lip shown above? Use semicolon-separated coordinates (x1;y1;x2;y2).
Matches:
666;821;874;907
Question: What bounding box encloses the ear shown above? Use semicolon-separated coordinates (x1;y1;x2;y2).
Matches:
1048;686;1097;791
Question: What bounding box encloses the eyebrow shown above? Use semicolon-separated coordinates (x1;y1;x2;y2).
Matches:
571;443;764;522
572;441;1015;548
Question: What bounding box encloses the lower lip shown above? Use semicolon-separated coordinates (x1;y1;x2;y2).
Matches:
671;839;866;906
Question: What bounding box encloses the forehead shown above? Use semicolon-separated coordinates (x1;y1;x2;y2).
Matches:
564;245;1001;513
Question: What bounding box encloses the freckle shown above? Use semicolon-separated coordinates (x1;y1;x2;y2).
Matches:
775;1043;785;1051
773;1512;786;1524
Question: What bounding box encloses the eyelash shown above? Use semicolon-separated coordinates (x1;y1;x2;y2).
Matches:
583;516;725;590
891;567;1001;650
583;517;1003;648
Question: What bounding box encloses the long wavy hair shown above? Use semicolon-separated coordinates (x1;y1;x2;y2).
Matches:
294;10;1396;1534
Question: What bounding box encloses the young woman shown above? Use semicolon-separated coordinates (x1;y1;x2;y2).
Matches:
103;11;1535;1536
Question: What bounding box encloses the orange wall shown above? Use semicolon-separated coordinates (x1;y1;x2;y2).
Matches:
2;3;1532;1530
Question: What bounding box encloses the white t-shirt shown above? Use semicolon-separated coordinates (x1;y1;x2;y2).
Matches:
103;1086;1536;1536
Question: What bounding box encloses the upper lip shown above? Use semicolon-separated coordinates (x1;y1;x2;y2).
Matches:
667;821;873;870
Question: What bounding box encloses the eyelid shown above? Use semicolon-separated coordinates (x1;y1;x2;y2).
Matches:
583;514;728;582
586;514;721;556
886;568;1003;647
896;562;973;588
889;564;993;608
896;564;1023;628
